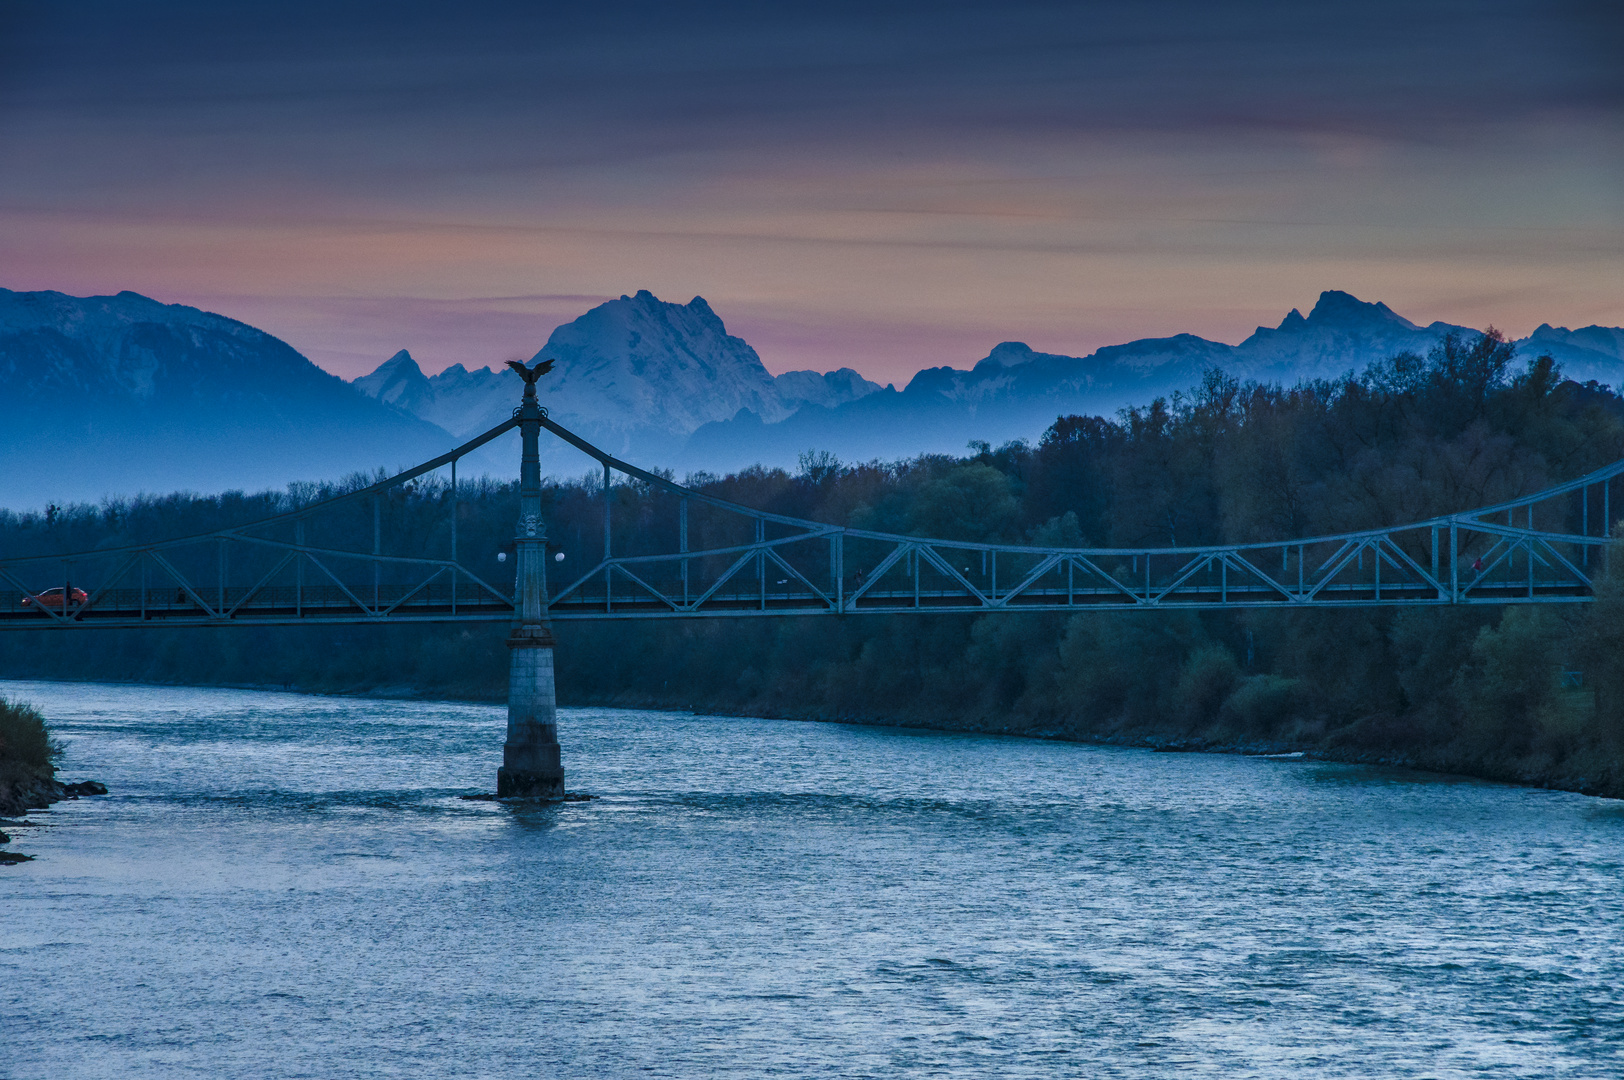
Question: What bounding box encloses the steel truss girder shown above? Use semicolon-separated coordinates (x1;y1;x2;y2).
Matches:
6;414;1624;629
1;420;523;630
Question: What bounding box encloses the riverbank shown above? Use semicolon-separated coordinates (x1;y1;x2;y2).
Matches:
11;681;1623;1076
0;777;110;819
8;671;1618;802
562;686;1624;801
0;694;108;843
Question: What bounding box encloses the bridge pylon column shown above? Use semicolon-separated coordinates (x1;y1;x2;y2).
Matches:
497;366;566;799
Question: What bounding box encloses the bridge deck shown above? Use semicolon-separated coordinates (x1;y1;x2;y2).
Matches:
2;412;1617;629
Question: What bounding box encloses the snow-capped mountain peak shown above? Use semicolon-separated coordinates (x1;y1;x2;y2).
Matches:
352;350;434;415
532;290;786;438
352;291;883;468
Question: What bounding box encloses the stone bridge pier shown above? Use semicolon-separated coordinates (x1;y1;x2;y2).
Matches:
496;366;566;799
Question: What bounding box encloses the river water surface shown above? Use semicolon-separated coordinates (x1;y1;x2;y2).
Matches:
3;679;1622;1078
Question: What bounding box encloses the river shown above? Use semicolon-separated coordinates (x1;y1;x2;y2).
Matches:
3;679;1622;1078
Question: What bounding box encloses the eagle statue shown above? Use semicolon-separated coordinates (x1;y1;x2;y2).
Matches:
505;358;556;384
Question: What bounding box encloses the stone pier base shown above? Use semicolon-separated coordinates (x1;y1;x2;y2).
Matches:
499;636;565;799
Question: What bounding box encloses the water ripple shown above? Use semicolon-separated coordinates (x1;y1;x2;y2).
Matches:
2;679;1621;1079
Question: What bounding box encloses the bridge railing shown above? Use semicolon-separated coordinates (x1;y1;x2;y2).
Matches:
543;417;1623;617
0;419;522;629
3;409;1621;628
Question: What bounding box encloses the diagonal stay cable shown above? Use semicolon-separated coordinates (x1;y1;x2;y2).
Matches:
0;419;523;570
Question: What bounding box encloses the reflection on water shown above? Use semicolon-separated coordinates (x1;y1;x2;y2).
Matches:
3;680;1621;1078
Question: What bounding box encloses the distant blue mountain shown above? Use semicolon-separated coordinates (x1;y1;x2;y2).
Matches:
6;286;1620;509
0;289;454;509
353;290;882;478
684;291;1624;470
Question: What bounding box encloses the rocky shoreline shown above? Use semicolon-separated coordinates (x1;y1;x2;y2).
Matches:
0;778;107;864
0;776;106;819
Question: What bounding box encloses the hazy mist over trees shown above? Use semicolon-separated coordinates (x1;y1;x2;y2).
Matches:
4;329;1624;794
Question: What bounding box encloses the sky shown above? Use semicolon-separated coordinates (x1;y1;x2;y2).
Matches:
2;0;1621;384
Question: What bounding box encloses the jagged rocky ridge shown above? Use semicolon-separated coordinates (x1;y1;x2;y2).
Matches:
3;285;1620;509
685;291;1624;469
360;288;1624;477
353;290;883;475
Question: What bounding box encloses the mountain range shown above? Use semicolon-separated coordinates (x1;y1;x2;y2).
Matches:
353;290;883;475
0;289;451;510
3;286;1621;509
365;288;1624;473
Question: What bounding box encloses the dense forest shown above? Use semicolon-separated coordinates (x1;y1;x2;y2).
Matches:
4;329;1624;796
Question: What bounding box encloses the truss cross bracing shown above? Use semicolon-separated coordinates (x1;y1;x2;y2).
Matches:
4;414;1621;629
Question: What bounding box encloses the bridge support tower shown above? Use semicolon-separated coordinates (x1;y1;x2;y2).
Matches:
496;369;566;799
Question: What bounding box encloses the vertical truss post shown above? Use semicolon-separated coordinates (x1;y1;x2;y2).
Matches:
1431;527;1439;584
757;517;765;610
603;462;612;562
836;533;844;613
140;554;147;619
1297;544;1304;597
373;496;381;611
1146;553;1151;601
827;531;836;608
217;540;225;615
1583;484;1589;567
1067;558;1074;605
680;497;689;607
296;522;304;617
450;459;459;615
1510;509;1518;594
913;545;920;607
498;361;564;800
991;550;997;600
1374;540;1381;600
1450;522;1459;602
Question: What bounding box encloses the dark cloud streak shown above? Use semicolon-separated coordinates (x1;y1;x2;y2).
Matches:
2;0;1618;379
5;1;1620;176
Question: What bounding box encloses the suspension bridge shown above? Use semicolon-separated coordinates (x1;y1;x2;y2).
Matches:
3;364;1619;795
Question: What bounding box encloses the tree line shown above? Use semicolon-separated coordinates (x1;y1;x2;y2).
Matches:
3;328;1624;794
